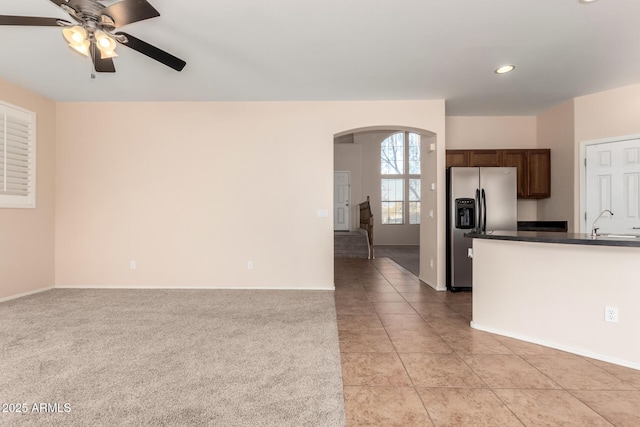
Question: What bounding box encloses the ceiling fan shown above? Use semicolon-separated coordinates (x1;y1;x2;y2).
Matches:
0;0;186;73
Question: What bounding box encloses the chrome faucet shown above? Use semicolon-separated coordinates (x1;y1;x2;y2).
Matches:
591;209;614;237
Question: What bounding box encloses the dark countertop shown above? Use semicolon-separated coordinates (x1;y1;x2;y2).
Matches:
517;221;568;232
465;230;640;248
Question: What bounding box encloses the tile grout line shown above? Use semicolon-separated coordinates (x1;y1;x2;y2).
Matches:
376;258;544;427
336;258;640;426
369;260;438;426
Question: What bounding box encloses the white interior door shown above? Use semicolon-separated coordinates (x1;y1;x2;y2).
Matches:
334;171;350;231
585;139;640;235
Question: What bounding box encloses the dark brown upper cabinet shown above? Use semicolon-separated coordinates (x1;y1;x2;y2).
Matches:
526;149;551;198
469;150;502;167
446;148;551;199
445;150;470;167
501;150;528;198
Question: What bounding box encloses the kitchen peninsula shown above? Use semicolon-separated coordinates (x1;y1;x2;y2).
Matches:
467;231;640;370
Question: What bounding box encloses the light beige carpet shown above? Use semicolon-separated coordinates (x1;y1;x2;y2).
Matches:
0;289;346;426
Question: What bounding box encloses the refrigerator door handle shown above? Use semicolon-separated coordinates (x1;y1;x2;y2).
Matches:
481;188;487;232
475;188;481;232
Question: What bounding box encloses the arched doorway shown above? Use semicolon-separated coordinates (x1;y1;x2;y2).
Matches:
333;126;439;284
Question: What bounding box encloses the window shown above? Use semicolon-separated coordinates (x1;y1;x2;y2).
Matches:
381;131;420;224
0;102;36;208
409;178;420;224
381;179;404;224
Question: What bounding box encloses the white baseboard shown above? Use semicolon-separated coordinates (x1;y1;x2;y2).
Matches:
0;286;54;303
471;321;640;371
418;276;447;292
55;284;336;291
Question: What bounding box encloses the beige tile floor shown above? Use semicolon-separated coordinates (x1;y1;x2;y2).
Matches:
335;257;640;427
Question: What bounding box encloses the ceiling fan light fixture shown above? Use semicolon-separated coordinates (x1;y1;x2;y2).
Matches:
62;25;89;56
63;25;85;44
99;48;118;59
71;40;90;56
94;30;118;59
95;30;116;50
3;0;186;73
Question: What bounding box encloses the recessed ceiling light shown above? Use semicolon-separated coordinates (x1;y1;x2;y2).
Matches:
495;65;515;74
578;0;599;3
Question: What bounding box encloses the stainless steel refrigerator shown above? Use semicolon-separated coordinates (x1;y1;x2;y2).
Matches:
446;167;517;291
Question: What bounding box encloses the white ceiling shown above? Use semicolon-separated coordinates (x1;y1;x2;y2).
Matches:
1;0;639;116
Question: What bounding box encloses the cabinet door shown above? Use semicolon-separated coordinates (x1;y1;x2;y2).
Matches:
469;150;502;167
527;149;551;198
501;150;528;198
446;150;470;168
447;148;551;199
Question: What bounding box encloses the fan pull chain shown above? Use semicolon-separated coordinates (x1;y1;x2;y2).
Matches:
90;40;96;79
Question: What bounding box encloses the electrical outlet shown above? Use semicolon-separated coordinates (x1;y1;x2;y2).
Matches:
130;260;137;270
247;261;253;270
430;259;434;269
604;306;619;323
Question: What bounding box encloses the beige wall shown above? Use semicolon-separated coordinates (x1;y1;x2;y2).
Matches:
3;76;638;299
421;133;440;285
445;116;539;221
574;83;640;143
473;238;640;369
0;79;56;300
573;83;640;231
446;116;537;149
55;100;445;289
536;100;575;231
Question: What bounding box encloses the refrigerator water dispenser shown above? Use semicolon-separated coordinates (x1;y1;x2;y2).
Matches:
455;198;475;229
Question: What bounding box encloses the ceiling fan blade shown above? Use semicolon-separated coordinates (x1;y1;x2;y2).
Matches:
101;0;160;28
115;32;186;71
0;15;70;26
49;0;69;6
90;44;116;73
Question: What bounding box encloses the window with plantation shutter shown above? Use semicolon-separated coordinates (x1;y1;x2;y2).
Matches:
0;102;36;208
